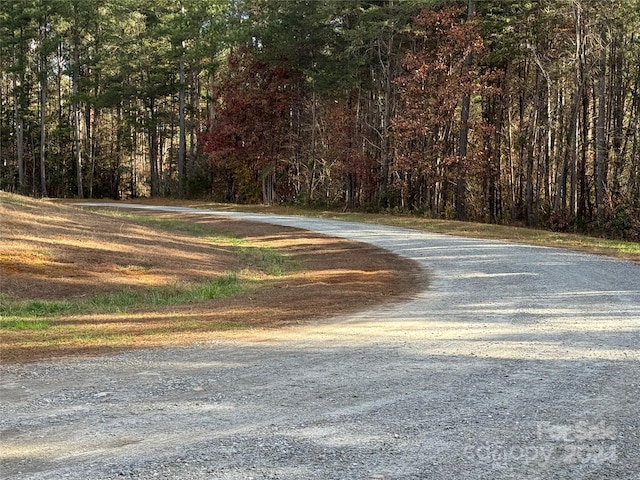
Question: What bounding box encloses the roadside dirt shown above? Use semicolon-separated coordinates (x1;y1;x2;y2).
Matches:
0;198;424;364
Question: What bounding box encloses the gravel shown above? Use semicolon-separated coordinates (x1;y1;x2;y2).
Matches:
1;205;639;479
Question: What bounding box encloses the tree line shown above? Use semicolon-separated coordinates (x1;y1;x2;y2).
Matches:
1;0;639;239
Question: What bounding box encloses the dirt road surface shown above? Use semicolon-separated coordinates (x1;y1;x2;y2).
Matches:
2;205;639;479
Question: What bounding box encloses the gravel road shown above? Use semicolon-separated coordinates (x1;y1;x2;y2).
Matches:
2;205;640;479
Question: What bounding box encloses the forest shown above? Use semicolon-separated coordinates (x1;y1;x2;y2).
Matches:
1;0;639;239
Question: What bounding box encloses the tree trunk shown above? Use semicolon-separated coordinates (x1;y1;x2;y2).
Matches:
39;24;48;198
178;54;186;197
456;0;476;221
72;69;84;198
595;40;607;224
262;165;275;205
307;90;318;205
71;3;84;198
376;28;395;208
149;98;159;197
630;67;640;209
555;4;584;217
609;35;625;201
526;98;538;227
507;104;517;219
12;75;25;192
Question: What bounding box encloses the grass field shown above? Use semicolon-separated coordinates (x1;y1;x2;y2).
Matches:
1;193;418;363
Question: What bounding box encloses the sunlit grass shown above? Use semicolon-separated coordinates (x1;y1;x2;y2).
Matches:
93;209;244;245
350;214;640;261
0;274;241;329
191;202;639;262
1;196;320;361
0;192;29;206
0;295;73;318
92;209;299;274
0;319;52;330
238;246;299;276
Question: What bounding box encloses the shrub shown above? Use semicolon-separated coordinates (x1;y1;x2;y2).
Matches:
608;208;632;239
549;208;571;232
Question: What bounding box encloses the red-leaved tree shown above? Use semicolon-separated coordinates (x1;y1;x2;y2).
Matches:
201;48;302;204
393;6;487;217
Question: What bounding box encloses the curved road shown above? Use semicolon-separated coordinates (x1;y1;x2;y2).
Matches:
2;205;639;479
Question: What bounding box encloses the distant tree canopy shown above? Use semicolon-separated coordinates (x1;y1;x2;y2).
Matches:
1;0;639;239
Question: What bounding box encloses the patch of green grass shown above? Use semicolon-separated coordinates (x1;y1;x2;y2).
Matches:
238;246;299;276
0;274;241;326
0;299;74;318
189;273;242;303
93;209;244;245
95;209;299;274
606;240;640;255
0;319;52;330
0;192;29;206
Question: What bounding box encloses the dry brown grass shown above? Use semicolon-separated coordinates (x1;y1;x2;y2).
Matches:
0;194;423;363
